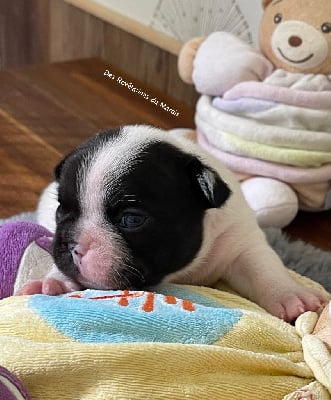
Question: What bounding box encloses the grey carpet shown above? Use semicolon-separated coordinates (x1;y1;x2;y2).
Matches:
264;227;331;292
1;213;331;292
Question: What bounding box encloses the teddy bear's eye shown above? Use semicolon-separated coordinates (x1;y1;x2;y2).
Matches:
274;13;282;24
321;23;331;33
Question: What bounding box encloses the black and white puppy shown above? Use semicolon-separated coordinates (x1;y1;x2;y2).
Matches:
20;125;325;321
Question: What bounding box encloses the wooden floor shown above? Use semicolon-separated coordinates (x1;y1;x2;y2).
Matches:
0;58;194;216
0;58;330;252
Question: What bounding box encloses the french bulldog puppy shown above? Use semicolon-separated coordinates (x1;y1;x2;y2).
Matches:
19;125;325;321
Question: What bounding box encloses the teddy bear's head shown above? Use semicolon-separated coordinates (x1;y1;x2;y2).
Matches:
260;0;331;74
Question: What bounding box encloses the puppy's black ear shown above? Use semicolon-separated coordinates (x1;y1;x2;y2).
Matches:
54;152;73;182
54;158;65;181
187;158;231;209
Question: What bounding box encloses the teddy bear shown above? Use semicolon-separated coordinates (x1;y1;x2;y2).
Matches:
177;0;331;228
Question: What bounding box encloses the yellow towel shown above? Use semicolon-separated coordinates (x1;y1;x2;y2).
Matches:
0;282;330;399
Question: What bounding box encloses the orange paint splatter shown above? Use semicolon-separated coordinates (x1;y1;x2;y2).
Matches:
182;300;195;312
142;292;155;312
68;290;196;313
67;292;83;298
164;295;177;305
118;290;130;306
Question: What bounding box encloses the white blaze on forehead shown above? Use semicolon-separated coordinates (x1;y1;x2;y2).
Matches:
72;125;165;287
79;125;162;222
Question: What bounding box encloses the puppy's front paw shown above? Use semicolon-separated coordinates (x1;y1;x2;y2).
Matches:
262;285;326;322
16;278;81;296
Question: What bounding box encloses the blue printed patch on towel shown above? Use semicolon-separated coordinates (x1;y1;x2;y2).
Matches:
29;287;242;344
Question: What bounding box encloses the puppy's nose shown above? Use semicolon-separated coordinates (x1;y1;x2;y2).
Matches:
70;244;85;267
288;36;302;47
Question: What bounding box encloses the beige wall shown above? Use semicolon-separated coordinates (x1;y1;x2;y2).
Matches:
0;0;198;107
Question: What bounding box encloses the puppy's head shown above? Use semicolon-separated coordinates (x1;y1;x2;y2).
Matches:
53;125;231;289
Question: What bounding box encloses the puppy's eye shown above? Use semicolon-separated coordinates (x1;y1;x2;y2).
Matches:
274;13;282;24
321;22;331;33
119;213;147;229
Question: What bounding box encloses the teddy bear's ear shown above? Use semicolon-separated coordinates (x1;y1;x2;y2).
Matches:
262;0;273;8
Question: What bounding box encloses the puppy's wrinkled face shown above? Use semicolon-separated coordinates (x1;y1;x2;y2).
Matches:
53;126;230;290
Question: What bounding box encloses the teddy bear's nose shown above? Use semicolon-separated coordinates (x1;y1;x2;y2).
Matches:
288;36;302;47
